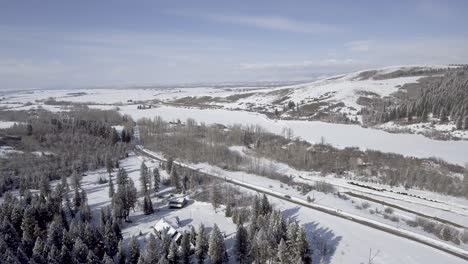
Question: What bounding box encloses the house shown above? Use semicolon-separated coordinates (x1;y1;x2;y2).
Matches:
168;197;187;209
152;219;182;242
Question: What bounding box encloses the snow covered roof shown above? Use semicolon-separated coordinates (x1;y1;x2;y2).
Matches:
169;197;186;204
153;219;182;241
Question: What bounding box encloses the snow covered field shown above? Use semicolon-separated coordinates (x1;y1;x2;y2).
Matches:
123;105;468;166
0;121;21;129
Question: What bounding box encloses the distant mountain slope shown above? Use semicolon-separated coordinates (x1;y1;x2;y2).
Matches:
165;65;468;139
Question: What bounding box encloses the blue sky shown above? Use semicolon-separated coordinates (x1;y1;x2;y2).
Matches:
1;0;467;89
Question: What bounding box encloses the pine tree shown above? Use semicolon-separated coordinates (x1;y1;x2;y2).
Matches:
117;240;127;264
143;195;154;215
170;167;181;192
208;224;226;264
128;236;141;264
210;184;222;212
190;225;197;245
47;245;62;264
144;234;160;264
153;168;160;193
287;221;299;247
21;208;37;256
277;238;289;263
61;174;69;193
261;194;272;216
235;224;249;264
86;250;100;264
166;157;174;174
32;237;46;264
225;203;232;217
104;221;119;257
72;238;89;263
102;253;115;264
140;162;150;195
439;107;448;122
167;240;179;264
111;128;120;144
456;117;464;130
113;168;138;221
179;231;191;264
109;175;115;198
46;217;64;249
60;245;73;264
158;257;170;264
195;224;208;264
295;227;311;264
71;171;82;190
106;157;114;175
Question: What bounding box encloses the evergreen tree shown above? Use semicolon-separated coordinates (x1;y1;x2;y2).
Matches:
128;236;141;264
208;224;226;264
86;250;100;264
144;234;160;264
106;157;114;175
46;217;64;249
109;175;115;198
117;240;127;264
464;116;468;130
166;157;174;174
143;195;154;215
234;224;249;264
71;171;82;190
440;107;448;122
158;257;170;264
140;162;150;195
153;168;160;193
167;240;179;264
111;128;120;144
261;194;272;216
190;225;197;245
195;224;208;264
210;184;222;212
179;231;191;264
456;117;463;130
72;238;89;263
104;221;119;257
17;247;29;264
32;237;46;264
277;238;289;263
295;227;311;264
113;168;138;221
170;167;181;192
103;253;115;264
60;244;73;264
225;203;232;217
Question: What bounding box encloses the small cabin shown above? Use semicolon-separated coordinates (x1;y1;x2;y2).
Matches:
168;197;187;209
153;219;182;242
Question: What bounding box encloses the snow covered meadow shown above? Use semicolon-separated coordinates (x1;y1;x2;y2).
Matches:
119;105;468;166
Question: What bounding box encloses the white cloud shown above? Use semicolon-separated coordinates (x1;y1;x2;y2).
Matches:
166;9;338;34
345;40;371;52
206;14;338;34
240;58;365;70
